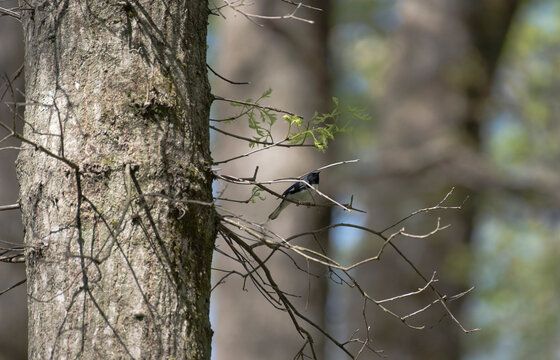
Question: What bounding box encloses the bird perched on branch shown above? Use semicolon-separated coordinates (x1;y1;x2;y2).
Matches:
268;171;320;220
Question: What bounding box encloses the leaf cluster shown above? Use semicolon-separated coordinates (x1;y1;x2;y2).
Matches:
284;97;370;152
229;88;276;147
227;90;370;152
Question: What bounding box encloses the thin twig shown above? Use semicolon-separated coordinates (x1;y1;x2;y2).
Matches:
0;6;21;21
315;159;360;172
0;203;20;211
376;272;438;304
221;0;316;25
207;64;249;85
280;0;323;12
0;120;79;170
380;187;468;233
209;124;313;147
0;279;26;296
213;138;290;164
212;94;303;118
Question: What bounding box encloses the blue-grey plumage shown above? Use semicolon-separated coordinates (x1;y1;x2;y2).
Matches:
268;171;320;220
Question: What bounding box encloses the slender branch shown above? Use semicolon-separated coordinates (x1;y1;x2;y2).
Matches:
220;0;316;25
280;0;323;12
0;120;79;170
237;3;315;25
213;138;290;165
376;272;438;304
0;6;21;20
209;124;313;147
315;159;360;172
207;64;249;85
0;279;26;296
0;203;20;211
212;94;303;118
0;250;25;263
380;187;468;233
400;217;450;239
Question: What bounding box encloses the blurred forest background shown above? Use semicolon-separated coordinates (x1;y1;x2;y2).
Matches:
1;0;559;359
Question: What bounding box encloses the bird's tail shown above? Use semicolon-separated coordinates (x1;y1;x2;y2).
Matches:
268;201;288;220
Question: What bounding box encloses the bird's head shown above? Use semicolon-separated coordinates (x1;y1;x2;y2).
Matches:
306;171;320;185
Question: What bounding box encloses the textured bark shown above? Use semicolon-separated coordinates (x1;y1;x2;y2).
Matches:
17;1;214;359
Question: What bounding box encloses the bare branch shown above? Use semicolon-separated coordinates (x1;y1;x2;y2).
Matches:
0;279;26;296
280;0;322;12
0;203;20;211
213;138;291;164
213;94;303;118
376;272;438;304
0;119;79;170
400;217;450;239
207;64;250;85
0;6;21;21
218;0;317;25
209;124;314;147
0;250;25;263
315;159;360;173
380;187;468;233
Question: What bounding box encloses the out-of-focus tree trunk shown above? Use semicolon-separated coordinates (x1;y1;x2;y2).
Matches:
210;1;332;359
355;1;521;358
0;1;26;357
18;1;215;358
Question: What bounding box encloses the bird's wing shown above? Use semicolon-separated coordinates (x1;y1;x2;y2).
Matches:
284;181;306;195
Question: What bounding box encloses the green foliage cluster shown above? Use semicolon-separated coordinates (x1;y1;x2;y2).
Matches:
228;88;277;146
284;97;370;152
230;89;370;152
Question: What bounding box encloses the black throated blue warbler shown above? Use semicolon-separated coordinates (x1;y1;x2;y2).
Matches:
268;171;320;220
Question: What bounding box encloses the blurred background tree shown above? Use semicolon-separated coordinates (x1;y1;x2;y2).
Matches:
208;0;560;359
208;1;332;359
0;1;26;358
1;0;559;359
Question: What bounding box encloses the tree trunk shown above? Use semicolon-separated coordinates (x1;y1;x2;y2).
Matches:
0;2;26;357
17;1;215;359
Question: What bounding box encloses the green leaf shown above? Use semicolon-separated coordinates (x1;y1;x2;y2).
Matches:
262;88;272;99
249;186;266;203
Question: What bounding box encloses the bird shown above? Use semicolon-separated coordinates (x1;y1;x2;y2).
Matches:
268;171;320;220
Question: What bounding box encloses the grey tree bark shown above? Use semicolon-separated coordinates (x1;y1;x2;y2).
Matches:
17;1;215;359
